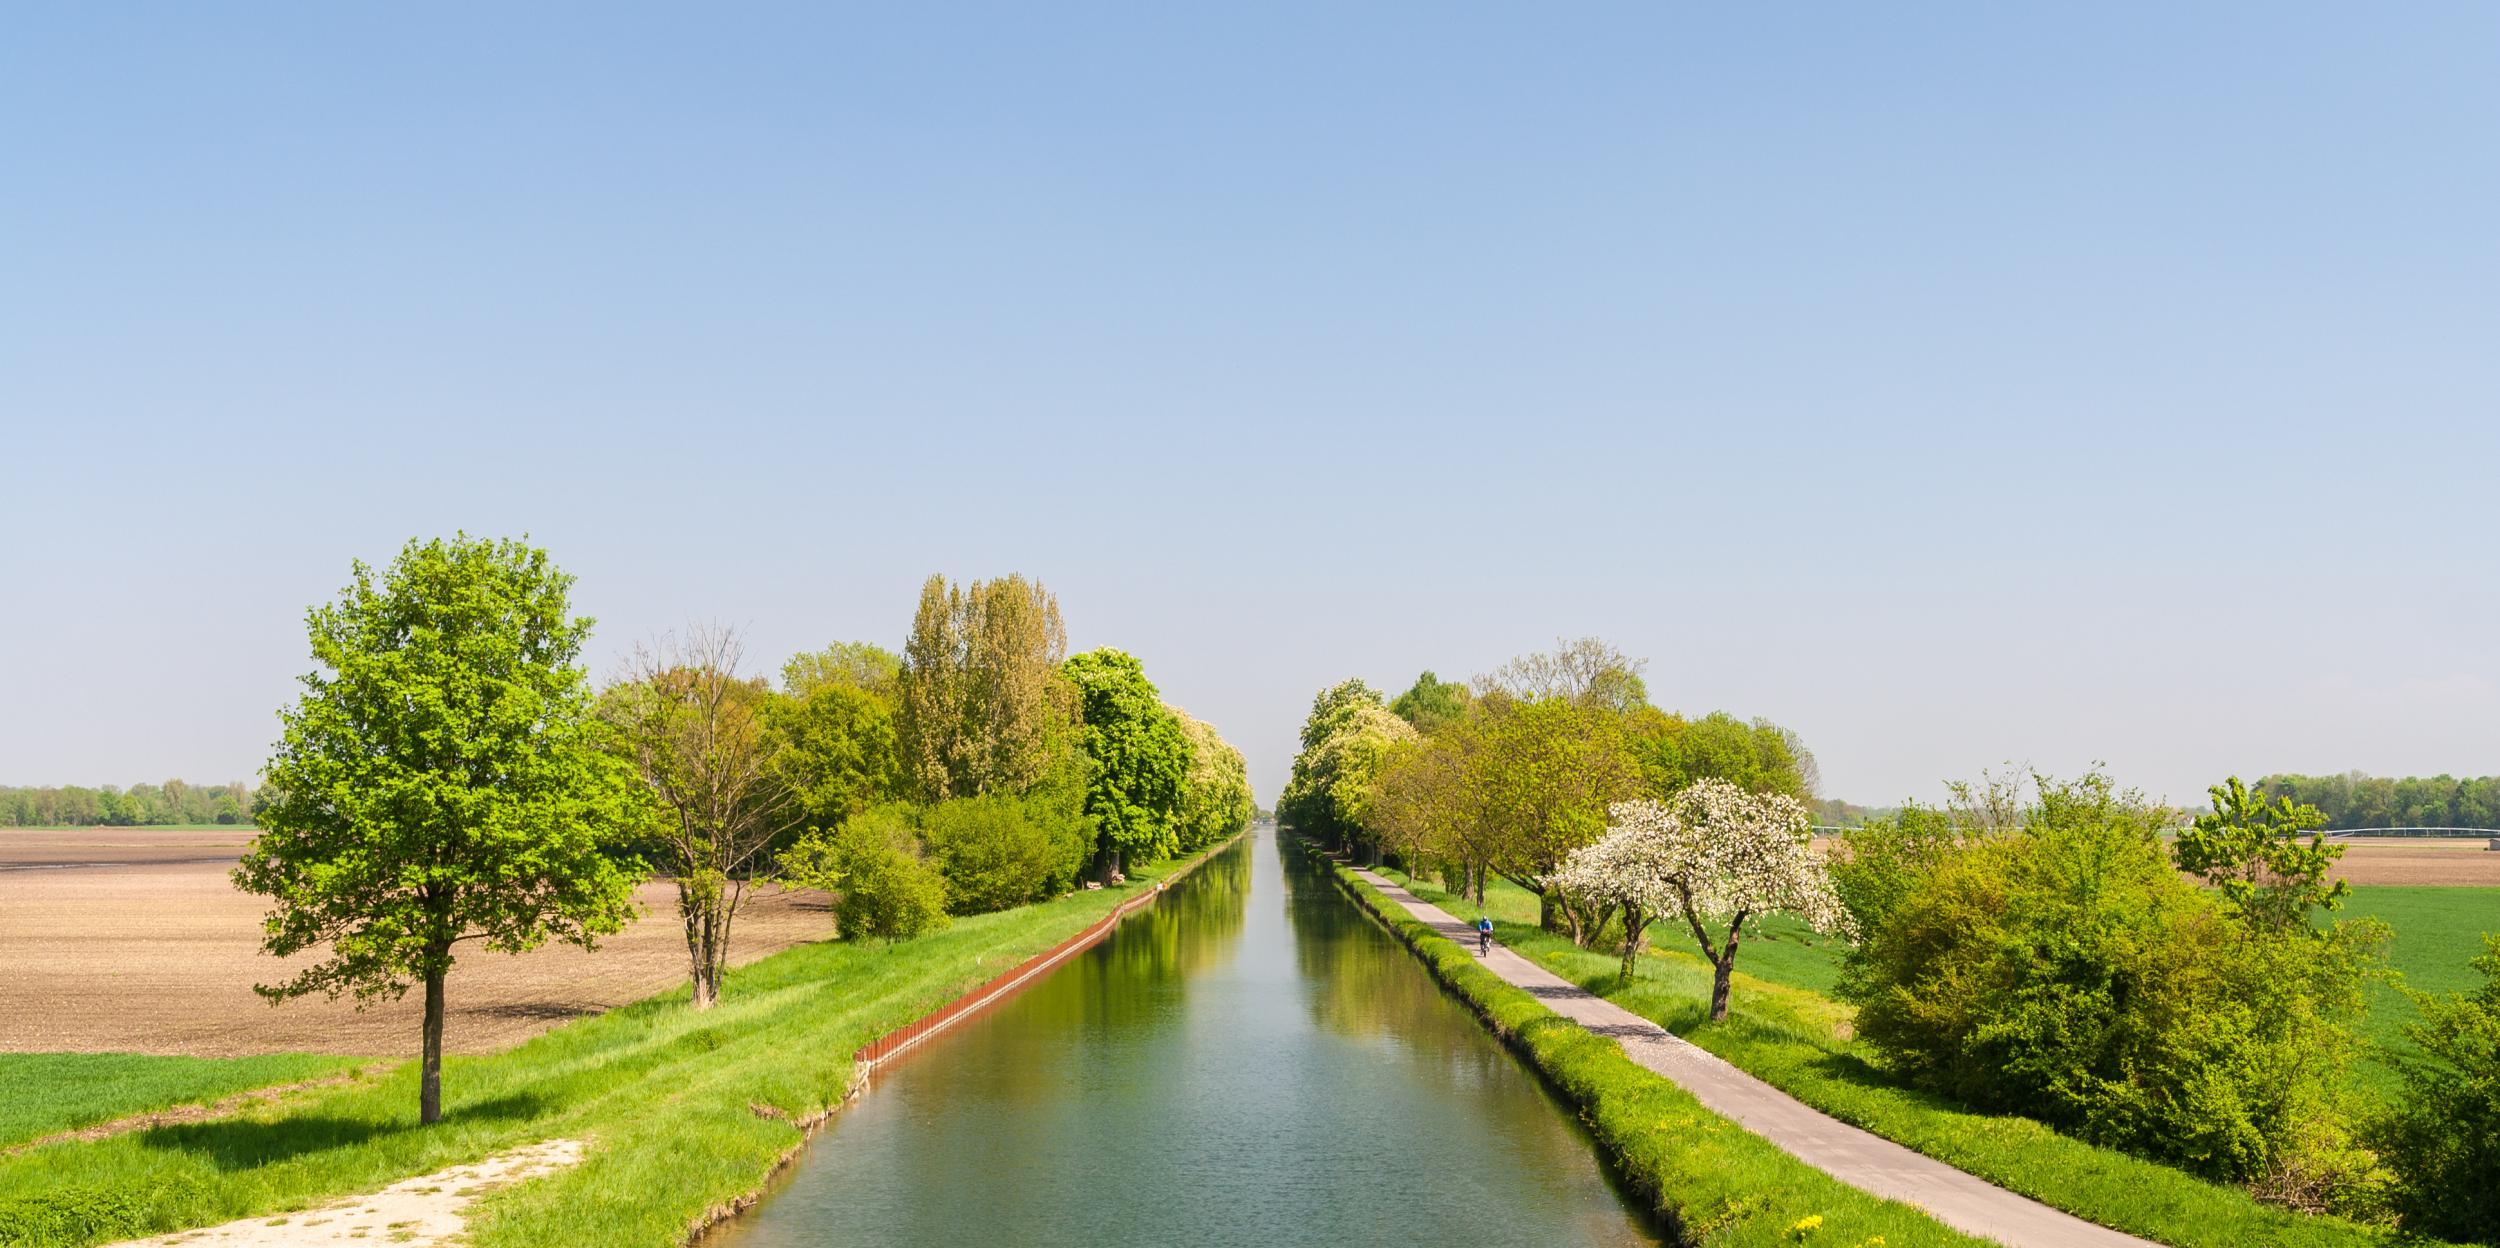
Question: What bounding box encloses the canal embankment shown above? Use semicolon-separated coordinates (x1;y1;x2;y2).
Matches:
1325;852;1987;1248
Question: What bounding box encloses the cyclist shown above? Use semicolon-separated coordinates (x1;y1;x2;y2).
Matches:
1475;914;1494;956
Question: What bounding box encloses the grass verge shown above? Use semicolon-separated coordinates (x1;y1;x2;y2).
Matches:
1382;867;2459;1248
0;842;1232;1248
1325;855;1986;1248
0;1055;374;1150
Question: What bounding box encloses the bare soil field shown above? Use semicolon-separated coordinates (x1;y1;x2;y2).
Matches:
0;830;831;1057
2330;838;2500;886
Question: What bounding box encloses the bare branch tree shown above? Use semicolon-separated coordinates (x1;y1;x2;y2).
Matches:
1472;636;1651;712
602;623;795;1010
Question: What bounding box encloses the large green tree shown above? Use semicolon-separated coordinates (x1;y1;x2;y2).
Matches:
1630;709;1816;799
238;536;645;1125
766;680;902;836
1471;691;1639;939
1170;706;1254;854
1064;648;1192;877
1278;679;1416;859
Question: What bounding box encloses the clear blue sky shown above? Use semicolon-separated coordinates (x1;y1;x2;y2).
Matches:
5;4;2495;809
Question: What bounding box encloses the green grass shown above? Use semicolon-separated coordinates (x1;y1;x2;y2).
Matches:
0;1054;375;1149
1381;867;2460;1248
1331;858;1985;1248
2341;886;2500;1089
0;846;1227;1248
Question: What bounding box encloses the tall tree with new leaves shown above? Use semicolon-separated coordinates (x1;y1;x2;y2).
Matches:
1064;648;1192;877
1280;679;1416;859
1471;691;1639;938
239;536;645;1125
1170;706;1255;854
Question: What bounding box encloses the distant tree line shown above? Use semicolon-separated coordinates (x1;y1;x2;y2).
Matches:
0;780;257;827
2256;771;2500;830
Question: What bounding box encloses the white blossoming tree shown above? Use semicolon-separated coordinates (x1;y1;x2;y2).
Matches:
1558;778;1854;1019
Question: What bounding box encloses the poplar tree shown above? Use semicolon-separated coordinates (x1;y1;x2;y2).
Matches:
239;536;645;1125
896;573;1075;800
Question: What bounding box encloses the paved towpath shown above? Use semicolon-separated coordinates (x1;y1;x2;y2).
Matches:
1352;868;2160;1248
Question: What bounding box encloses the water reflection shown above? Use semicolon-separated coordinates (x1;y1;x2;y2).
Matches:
715;831;1659;1248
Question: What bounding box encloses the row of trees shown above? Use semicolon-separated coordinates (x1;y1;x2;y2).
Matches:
0;781;257;827
2257;771;2500;830
1828;771;2496;1236
240;538;1251;1124
1282;639;1841;1015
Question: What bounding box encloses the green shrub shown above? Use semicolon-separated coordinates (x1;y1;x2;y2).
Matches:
2378;934;2500;1242
918;790;1092;914
785;807;949;943
1842;772;2381;1205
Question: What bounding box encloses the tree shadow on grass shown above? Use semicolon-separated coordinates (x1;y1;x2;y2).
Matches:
137;1091;550;1171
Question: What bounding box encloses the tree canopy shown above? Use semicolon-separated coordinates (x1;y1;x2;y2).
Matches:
1063;647;1192;874
1388;670;1471;734
781;640;903;699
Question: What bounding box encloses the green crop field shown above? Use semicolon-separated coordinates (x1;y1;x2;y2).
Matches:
2341;885;2500;1086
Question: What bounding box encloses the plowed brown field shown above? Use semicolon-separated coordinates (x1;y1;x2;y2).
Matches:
0;829;830;1057
2329;838;2500;886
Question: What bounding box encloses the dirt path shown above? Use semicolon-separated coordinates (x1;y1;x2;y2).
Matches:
1354;867;2160;1248
104;1138;585;1248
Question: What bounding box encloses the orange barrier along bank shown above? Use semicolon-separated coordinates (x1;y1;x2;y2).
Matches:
851;832;1245;1070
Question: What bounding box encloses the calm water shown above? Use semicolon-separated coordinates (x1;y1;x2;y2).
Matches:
715;830;1661;1248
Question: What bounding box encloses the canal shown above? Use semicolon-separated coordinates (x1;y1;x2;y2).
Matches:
716;829;1662;1248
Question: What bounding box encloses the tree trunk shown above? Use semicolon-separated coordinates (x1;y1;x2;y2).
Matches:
1618;904;1647;983
681;876;722;1011
1472;865;1485;907
1709;956;1734;1021
419;960;446;1125
1538;889;1561;933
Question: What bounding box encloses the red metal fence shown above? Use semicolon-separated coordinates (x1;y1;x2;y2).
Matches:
851;837;1236;1070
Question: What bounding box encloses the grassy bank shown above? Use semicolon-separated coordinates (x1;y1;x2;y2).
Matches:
0;843;1231;1248
0;1055;373;1149
1324;854;1985;1248
1382;868;2459;1248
